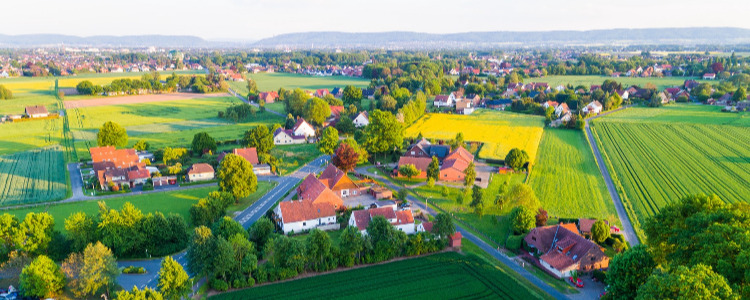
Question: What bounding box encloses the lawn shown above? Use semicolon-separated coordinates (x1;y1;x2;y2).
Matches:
227;73;369;95
591;111;750;235
3;182;274;232
528;129;616;223
532;75;708;90
404;110;545;162
271;143;323;175
594;104;750;126
0;116;64;155
210;251;551;300
0;146;67;206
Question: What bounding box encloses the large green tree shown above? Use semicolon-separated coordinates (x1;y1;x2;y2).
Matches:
636;264;738;300
64;212;96;253
116;286;164;300
733;87;747;102
342;85;363;106
14;212;54;256
20;255;65;298
606;245;656;300
464;161;476;187
505;148;529;170
304;97;331;126
338;226;364;267
591;219;610;244
186;226;214;278
318;126;339;155
243;124;274;155
306;229;334;272
285;88;309;117
62;242;119;298
191;132;216;155
426;156;440;181
432;213;455;239
97;121;128;147
398;164;420;179
510;206;535;234
218;153;258;201
363;109;403;157
504;184;540;210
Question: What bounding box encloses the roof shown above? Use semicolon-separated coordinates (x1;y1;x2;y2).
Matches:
398;156;432;172
330;105;344;118
90;146;140;168
434;95;450;103
127;167;150;180
351;207;402;231
422;221;434;233
525;224;608;272
293;117;312;131
395;210;414;225
279;200;336;223
274;127;306;140
578;218;608;233
560;223;580;236
187;163;214;175
297;174;343;208
25;105;48;115
445;146;474;164
233;148;259;165
318;164;358;191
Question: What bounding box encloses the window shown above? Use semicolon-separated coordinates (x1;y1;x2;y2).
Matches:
303;222;306;226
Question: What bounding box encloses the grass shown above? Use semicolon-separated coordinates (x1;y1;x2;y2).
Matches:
227;73;369;95
404;110;545;162
0;116;64;155
210;251;551;300
591;109;750;235
0;146;67;206
271;143;323;175
2;182;274;232
532;75;709;90
594;104;750;126
528;129;617;223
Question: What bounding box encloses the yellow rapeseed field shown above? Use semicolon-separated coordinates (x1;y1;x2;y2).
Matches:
404;110;545;163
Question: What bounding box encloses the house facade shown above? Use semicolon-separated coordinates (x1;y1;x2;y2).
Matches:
90;146;150;189
353;111;369;127
349;206;416;235
581;101;603;115
273;128;306;145
293;117;316;138
274;200;337;234
187;163;215;182
318;164;360;198
25;105;49;118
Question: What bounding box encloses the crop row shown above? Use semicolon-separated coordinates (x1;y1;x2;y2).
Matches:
0;146;67;205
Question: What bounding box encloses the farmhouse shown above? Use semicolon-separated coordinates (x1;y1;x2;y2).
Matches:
455;99;474;115
223;147;273;176
404;138;450;160
25;105;49;118
292;117;316;138
353;111;369;127
542;101;559;109
90;146;150;189
349;206;416;235
187;163;215;182
397;142;475;182
273;127;306;145
318;164;360;198
703;73;716;80
273;200;337;234
438;146;474;182
484;99;512;110
297;173;344;209
524;224;610;278
554;103;570;117
433;95;452;107
396;156;432;178
581;101;603;115
257;91;279;103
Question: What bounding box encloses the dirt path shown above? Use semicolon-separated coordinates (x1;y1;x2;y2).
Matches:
63;92;229;109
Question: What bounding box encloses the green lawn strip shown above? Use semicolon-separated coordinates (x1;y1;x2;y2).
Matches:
532;75;708;90
271;143;322;175
227;73;368;95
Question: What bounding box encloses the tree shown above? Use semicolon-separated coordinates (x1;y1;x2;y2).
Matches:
464;161;476;187
332;142;359;172
378;95;397;111
341;138;368;164
505;148;529;170
449;132;466;150
0;214;19;259
470;185;483;208
63;242;119;298
339;226;364;267
0;85;13;99
306;229;334;272
186;226;214;278
285;89;309;117
636;264;738;300
20;255;65;298
162;147;188;165
342;85;363;106
733;87;747;102
211;216;248;240
591;220;610;244
510;206;535;234
426;156;440;181
334;116;356;134
134;140;150;151
218;153;257;201
97;121;128;147
116;287;164;300
191;132;217;155
318;126;339;155
76;80;102;95
304;97;331;126
398;164;420;179
535;208;548;226
15;212;54;255
606;245;656;300
363;110;403;157
285;113;296;129
64;212;96;253
243;124;274;155
248;217;274;255
432;213;455;239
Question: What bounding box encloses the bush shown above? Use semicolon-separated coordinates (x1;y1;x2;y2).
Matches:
246;277;255;287
232;279;245;289
505;234;524;251
211;279;229;292
122;266;146;274
592;270;607;282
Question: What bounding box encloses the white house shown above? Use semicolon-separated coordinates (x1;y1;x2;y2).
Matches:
433;95;452;107
554;103;570;117
349;207;415;235
186;163;214;182
274;200;337;234
25;106;49;118
292;117;316;138
353;111;369;127
555;85;566;92
581;101;603;115
273;128;306;145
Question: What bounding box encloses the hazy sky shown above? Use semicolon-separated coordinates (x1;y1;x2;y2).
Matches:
2;0;749;40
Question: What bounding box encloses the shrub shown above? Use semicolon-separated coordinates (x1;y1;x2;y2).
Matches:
211;279;229;292
593;270;607;282
122;266;146;274
505;234;524;251
232;279;244;289
246;277;255;287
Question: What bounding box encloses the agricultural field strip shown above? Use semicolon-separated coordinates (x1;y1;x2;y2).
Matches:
63;92;229;109
0;146;67;206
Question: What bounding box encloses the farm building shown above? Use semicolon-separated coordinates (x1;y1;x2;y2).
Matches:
187;163;215;182
297;173;344;209
581;101;603;115
90;146;149;189
438;146;474;182
353;111;369;127
318;164;359;198
274;200;338;234
449;232;462;247
397;140;474;183
219;147;273;176
273;127;307;145
257;91;279;103
349;206;416;235
292;117;316;138
368;185;393;200
524;224;610;278
25;105;49;118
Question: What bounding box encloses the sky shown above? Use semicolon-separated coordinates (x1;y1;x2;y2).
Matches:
2;0;749;41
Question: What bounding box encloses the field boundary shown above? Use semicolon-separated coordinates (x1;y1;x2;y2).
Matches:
64;92;229;109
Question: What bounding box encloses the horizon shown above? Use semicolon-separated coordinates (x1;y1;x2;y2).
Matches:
1;0;749;40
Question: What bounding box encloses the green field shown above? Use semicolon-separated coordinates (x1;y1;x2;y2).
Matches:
591;108;750;232
2;182;274;232
594;104;750;126
210;251;550;300
228;73;369;95
0;146;67;206
0;116;64;155
528;129;616;222
271;143;322;175
533;75;708;90
405;110;545;162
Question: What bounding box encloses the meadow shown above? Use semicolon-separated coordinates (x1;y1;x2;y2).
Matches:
0;146;67;206
404;110;545;162
591;115;750;230
594;104;750;126
0;117;64;155
2;182;274;232
271;143;323;175
533;75;708;90
227;72;369;95
210;251;551;300
528;129;616;222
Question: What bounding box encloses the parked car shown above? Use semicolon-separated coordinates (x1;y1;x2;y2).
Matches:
569;276;584;288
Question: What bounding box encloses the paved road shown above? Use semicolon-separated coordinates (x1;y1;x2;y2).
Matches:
116;155;330;290
356;167;569;300
227;88;285;117
584;108;640;246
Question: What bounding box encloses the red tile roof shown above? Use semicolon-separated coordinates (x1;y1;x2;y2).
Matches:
25;105;48;116
187;163;214;175
90;146;140;169
297;174;343;208
233;148;259;165
351;207;401;231
524;224;609;272
422;222;434;233
279;200;336;223
397;156;432;172
318;164;358;191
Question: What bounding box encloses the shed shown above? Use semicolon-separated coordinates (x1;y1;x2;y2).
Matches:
450;232;462;247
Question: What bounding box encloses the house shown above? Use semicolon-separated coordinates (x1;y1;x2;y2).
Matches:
349;206;416;235
90;146;150;189
315;89;329;98
297;174;344;209
417;221;433;233
404;138;450;161
703;73;716;80
438;146;474;182
449;232;462;247
433;95;452;107
331;87;342;98
353;111;369;127
187;163;215;182
25;106;49;118
616;90;629;100
554;103;570;117
362;88;375;99
524;224;610;278
484;99;512;110
257;91;279;103
273;127;306;145
455;99;474;115
292;117;316;138
274;200;337;234
396;156;432;178
542;101;559;109
232;148;259;165
318;164;359;198
684;80;700;91
578;218;609;237
581;101;603;115
368;185;393;200
737;100;750;111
